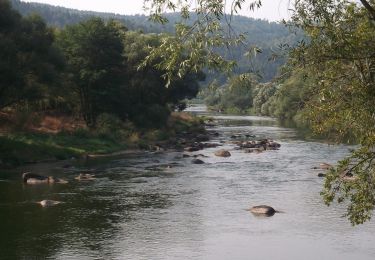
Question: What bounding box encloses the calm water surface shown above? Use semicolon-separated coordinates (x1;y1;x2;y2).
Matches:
1;105;374;259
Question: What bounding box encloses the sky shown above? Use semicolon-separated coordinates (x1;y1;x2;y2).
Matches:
22;0;293;22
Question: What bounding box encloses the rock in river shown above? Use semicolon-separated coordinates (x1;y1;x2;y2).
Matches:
38;200;62;207
248;205;278;216
214;149;231;157
22;172;68;184
192;159;205;164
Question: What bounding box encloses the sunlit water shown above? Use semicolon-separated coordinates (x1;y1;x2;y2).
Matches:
1;105;374;259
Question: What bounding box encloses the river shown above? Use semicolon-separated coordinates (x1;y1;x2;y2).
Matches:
0;105;374;260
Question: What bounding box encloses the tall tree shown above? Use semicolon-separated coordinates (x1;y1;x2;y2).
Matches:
57;18;125;126
288;0;375;224
0;0;63;110
120;31;204;127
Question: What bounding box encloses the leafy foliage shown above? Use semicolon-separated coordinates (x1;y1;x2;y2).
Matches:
56;18;125;126
288;0;375;224
0;0;63;109
200;74;256;113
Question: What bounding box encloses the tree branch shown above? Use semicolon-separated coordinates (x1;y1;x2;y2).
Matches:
359;0;375;21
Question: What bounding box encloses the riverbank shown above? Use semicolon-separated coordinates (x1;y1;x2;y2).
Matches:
0;112;207;168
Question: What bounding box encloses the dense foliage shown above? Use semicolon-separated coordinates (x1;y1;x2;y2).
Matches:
0;0;63;110
289;0;375;225
57;18;125;126
200;74;256;113
1;1;202;129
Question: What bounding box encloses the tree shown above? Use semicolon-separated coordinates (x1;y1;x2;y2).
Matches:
121;31;204;127
57;18;125;126
0;0;63;110
288;0;375;224
141;0;265;84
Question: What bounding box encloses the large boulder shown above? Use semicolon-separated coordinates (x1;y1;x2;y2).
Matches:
214;149;231;157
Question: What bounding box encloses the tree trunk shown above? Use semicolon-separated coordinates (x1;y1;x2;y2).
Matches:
360;0;375;21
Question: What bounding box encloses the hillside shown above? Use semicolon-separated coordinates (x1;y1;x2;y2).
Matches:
10;0;301;81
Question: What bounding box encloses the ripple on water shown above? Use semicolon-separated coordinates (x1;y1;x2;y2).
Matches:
1;106;374;260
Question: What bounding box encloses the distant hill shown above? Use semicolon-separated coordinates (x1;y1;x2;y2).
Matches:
10;0;301;82
10;0;174;32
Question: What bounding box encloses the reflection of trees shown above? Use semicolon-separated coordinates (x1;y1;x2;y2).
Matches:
0;177;174;259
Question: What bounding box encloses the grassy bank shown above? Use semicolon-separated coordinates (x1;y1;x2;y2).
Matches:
0;112;205;167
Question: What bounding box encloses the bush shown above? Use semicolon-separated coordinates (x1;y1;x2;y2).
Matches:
72;128;91;138
132;104;170;128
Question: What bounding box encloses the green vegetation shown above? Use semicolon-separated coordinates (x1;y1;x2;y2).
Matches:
289;0;375;225
0;1;63;110
200;74;256;114
0;111;204;167
200;70;312;124
0;132;121;166
0;0;204;166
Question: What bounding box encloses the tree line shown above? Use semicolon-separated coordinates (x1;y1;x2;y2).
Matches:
0;0;202;128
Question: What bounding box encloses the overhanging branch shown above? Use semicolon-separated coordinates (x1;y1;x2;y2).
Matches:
359;0;375;21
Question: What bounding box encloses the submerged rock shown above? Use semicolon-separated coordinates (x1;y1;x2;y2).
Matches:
244;147;264;154
38;200;62;207
184;146;201;152
75;173;96;181
191;159;205;164
202;143;221;148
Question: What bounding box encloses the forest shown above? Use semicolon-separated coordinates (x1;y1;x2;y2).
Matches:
0;0;206;165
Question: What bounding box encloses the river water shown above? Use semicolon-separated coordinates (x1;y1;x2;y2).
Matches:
1;105;374;260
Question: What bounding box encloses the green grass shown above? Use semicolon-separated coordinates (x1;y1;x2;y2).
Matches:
0;132;126;167
0;112;207;167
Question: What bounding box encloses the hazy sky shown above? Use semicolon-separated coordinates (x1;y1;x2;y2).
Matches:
22;0;293;21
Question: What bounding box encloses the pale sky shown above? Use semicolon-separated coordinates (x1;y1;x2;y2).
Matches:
22;0;293;22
